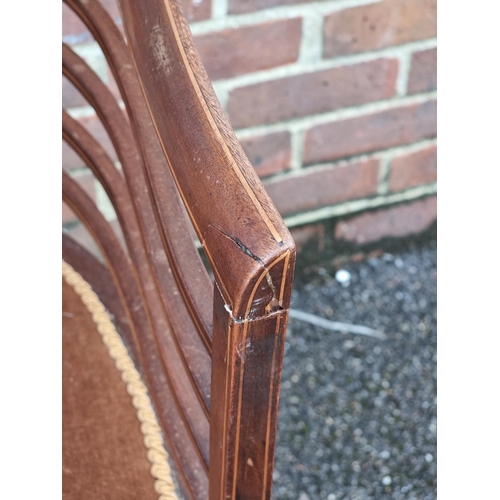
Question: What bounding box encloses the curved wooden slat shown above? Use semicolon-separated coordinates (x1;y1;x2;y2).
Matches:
62;172;209;498
63;41;212;357
63;1;297;498
119;0;296;320
62;3;213;486
63;2;214;348
62;110;212;421
62;122;210;470
116;2;297;498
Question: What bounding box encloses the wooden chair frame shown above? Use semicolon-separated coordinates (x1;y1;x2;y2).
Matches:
62;0;296;498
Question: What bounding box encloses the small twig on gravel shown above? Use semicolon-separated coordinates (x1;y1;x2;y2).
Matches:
288;309;387;340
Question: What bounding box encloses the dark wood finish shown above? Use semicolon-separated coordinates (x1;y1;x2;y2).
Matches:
62;0;296;498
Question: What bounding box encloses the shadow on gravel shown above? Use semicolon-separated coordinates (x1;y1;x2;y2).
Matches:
273;226;437;500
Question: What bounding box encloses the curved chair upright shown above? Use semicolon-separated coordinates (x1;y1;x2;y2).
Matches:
62;0;296;498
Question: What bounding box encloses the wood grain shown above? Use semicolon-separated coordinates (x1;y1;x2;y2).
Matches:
63;0;296;497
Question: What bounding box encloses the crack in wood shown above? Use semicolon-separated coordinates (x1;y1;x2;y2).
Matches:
208;224;282;313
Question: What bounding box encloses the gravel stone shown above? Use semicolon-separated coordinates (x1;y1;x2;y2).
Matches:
272;240;437;500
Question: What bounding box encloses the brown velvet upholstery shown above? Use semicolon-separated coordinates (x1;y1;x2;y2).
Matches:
62;278;159;500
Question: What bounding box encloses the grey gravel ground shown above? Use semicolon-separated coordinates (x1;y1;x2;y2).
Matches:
272;239;437;500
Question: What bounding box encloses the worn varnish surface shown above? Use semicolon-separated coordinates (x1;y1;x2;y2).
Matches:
62;0;296;498
62;278;159;500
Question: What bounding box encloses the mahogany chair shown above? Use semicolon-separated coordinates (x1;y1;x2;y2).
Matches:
62;0;296;498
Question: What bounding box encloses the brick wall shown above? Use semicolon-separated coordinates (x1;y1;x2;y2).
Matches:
63;0;437;251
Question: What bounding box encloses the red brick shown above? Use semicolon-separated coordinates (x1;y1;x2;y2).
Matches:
62;3;94;44
62;3;92;44
100;0;121;20
62;75;88;109
63;141;86;171
323;0;437;59
239;132;291;177
407;48;437;94
264;159;380;216
64;222;103;260
229;0;314;14
63;113;118;171
303;100;437;164
64;218;124;261
180;0;212;22
389;145;437;192
63;0;210;45
227;58;398;128
290;223;325;253
335;196;437;244
62;204;77;225
194;18;301;81
62;0;121;44
62;173;97;224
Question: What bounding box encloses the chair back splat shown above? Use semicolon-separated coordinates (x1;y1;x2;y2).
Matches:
62;0;296;498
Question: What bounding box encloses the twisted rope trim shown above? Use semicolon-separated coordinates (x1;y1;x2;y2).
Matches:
62;260;179;500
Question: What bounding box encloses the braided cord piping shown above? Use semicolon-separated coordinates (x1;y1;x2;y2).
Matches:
62;260;179;500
